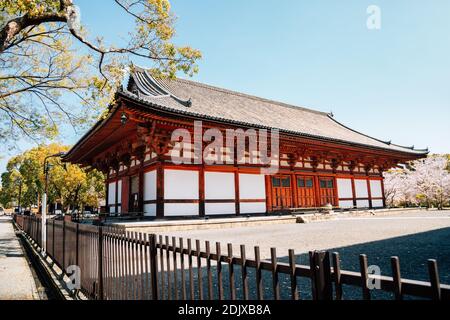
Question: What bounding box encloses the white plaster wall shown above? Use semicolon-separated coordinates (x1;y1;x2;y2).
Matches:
372;200;384;208
339;200;354;209
205;203;236;215
117;180;122;204
164;170;199;200
239;174;266;200
108;182;116;205
144;170;157;201
355;180;369;198
205;172;235;200
280;160;289;167
356;200;370;208
240;202;266;214
337;178;353;199
144;204;157;217
164;204;198;216
370;180;383;198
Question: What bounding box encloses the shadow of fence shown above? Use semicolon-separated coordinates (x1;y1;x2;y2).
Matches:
14;215;450;300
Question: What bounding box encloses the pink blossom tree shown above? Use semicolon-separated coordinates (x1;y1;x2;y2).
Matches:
384;155;450;209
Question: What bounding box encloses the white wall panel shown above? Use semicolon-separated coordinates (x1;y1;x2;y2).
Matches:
372;200;384;208
144;204;157;217
144;171;157;201
117;180;122;204
240;202;266;214
239;174;266;200
205;203;236;215
337;178;353;199
355;180;369;198
370;180;383;198
205;172;235;200
164;170;199;200
356;200;370;208
339;200;354;209
108;182;116;205
164;204;198;216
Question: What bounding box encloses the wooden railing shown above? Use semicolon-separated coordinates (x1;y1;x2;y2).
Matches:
14;215;450;300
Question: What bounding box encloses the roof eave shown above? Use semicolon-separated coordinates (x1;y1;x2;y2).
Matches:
116;90;428;158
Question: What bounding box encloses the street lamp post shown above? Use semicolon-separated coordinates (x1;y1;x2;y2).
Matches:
41;152;66;256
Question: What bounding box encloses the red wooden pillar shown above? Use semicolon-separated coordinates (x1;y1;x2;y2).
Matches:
121;177;130;213
313;175;321;207
291;173;299;209
138;163;145;214
199;167;205;217
351;177;357;208
234;169;241;216
156;162;165;218
333;176;339;207
381;177;387;208
265;175;273;213
366;178;373;209
105;171;110;214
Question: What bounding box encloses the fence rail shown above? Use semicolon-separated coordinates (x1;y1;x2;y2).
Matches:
13;215;450;300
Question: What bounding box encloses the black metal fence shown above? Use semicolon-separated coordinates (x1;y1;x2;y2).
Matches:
14;215;450;300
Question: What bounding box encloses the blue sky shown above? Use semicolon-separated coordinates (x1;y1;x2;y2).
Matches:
1;0;449;172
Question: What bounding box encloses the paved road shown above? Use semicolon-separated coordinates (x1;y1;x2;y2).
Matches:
0;216;39;300
158;210;450;299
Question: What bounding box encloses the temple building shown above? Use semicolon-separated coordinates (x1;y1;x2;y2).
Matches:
64;67;428;218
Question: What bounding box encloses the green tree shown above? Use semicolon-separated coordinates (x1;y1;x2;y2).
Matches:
0;143;105;211
49;162;104;212
0;156;26;208
0;0;201;146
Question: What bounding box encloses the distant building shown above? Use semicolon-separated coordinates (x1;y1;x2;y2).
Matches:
64;67;427;218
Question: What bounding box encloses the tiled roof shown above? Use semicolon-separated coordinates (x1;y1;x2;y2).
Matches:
123;67;427;156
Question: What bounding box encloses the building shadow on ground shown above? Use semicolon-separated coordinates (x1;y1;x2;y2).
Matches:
105;227;450;300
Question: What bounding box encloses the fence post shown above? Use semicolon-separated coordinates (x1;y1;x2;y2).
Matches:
62;220;66;272
52;219;55;257
75;223;80;267
98;227;104;300
149;234;159;300
310;251;333;300
428;259;441;300
45;219;48;256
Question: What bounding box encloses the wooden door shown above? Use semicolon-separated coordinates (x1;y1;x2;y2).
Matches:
271;175;293;209
296;176;316;207
319;178;336;206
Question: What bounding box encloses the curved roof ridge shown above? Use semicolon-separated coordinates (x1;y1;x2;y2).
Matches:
327;114;428;153
116;89;427;156
390;143;429;152
119;65;428;157
170;77;329;116
129;65;192;107
144;71;193;107
129;65;328;116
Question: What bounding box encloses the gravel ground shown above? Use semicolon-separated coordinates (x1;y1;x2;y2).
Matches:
152;210;450;300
